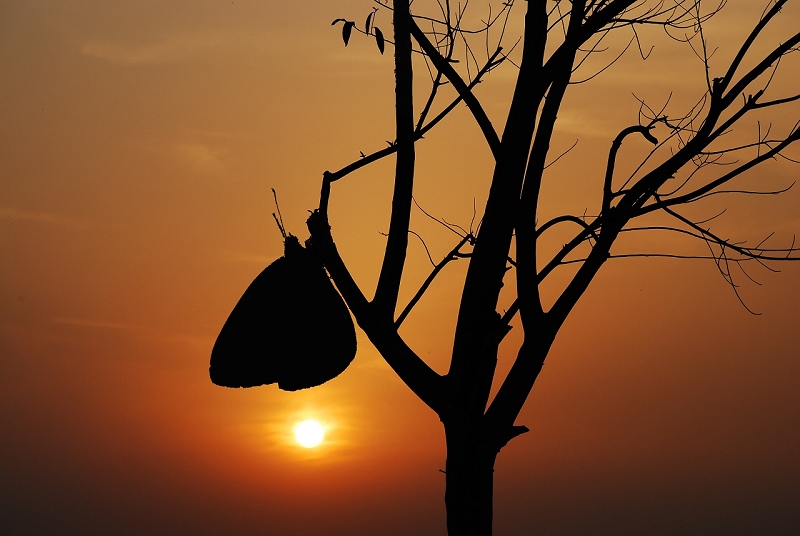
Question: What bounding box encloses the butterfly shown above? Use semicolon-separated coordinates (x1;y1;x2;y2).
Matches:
210;235;357;391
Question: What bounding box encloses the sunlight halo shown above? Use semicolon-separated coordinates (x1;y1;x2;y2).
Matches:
294;420;324;448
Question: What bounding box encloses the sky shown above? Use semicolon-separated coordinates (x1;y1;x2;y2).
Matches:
1;1;799;534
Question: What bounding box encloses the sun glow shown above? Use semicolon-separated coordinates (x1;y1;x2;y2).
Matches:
294;420;325;448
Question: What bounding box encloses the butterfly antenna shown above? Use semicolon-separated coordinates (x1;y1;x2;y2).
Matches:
271;188;287;239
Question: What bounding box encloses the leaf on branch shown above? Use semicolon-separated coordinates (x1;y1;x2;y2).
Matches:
342;21;355;46
365;12;374;34
375;27;385;54
331;18;346;26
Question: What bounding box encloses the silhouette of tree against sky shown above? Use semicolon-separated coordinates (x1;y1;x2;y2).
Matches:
214;1;800;535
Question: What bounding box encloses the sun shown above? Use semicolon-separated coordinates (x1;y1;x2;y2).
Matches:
294;419;325;448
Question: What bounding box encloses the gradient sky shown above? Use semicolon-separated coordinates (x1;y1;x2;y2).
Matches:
2;1;799;534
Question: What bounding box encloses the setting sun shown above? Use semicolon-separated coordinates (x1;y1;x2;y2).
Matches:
294;420;325;448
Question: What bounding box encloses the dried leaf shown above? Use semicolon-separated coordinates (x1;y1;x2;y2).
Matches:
365;12;374;34
342;21;355;46
375;27;385;54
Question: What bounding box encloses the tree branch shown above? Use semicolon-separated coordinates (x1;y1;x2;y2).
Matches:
374;0;416;319
447;0;551;420
396;233;474;328
306;210;445;412
320;47;505;190
716;0;788;98
536;214;599;241
637;126;800;214
410;19;502;158
517;0;587;327
718;31;800;112
657;202;800;263
602;124;658;215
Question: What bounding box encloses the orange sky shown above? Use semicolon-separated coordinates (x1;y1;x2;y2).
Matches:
2;1;799;534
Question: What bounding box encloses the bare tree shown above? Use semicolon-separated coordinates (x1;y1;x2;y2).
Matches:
216;1;800;534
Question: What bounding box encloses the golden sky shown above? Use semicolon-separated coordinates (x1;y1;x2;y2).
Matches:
2;1;799;534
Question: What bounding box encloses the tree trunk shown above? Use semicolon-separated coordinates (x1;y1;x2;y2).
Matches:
444;422;499;536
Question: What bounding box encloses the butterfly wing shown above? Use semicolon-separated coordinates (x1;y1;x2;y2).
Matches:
209;238;357;390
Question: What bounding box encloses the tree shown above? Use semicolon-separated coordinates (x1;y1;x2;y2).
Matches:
218;1;800;534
